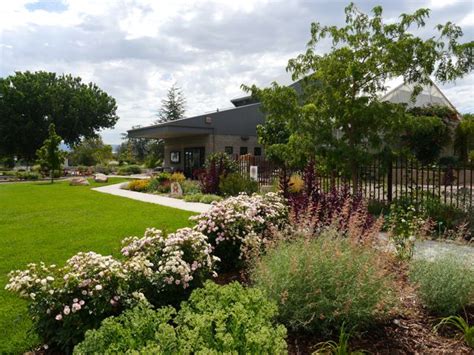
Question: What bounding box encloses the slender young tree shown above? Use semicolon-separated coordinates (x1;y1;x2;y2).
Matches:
156;84;186;123
36;123;66;183
244;3;473;187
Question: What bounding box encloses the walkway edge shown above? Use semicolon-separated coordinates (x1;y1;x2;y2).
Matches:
92;183;211;213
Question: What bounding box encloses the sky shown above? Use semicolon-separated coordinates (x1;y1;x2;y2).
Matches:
0;0;473;145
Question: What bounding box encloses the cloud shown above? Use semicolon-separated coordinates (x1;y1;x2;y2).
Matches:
1;0;473;144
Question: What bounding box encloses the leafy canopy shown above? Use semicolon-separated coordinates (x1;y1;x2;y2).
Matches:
69;137;113;166
244;3;473;181
0;71;118;161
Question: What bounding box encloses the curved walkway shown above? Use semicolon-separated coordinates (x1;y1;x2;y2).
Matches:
92;182;211;213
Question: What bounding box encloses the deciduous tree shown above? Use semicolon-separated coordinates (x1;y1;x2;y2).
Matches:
36;123;66;183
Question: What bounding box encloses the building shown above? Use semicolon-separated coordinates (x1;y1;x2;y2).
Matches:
128;79;458;175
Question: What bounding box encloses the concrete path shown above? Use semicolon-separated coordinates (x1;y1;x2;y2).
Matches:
92;182;211;213
414;240;474;267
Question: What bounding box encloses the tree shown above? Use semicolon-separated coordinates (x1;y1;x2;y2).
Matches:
244;3;473;186
118;127;163;167
36;123;66;183
156;84;186;123
454;113;474;163
69;137;113;166
0;71;119;162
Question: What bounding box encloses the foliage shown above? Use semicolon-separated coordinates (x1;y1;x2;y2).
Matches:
118;130;163;165
121;227;218;307
117;164;142;175
0;71;118;162
180;179;202;195
313;324;364;355
434;315;474;348
127;179;150;192
5;252;131;352
191;193;288;271
170;172;185;183
288;164;383;242
94;164;112;175
69;137;113;166
252;233;393;336
454;113;474;163
36;123;66;183
15;171;40;180
409;255;474;316
183;193;222;204
156;84;186;123
73;302;177;354
199;152;238;194
147;172;172;193
218;172;259;196
244;4;473;184
387;204;431;260
402;111;451;164
288;174;304;193
75;282;287;354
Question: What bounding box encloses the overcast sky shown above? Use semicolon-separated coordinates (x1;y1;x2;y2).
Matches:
1;0;473;144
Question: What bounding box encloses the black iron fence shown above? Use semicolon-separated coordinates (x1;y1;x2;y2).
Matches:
234;155;474;210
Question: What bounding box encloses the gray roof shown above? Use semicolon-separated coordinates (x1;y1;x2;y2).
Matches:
128;79;458;139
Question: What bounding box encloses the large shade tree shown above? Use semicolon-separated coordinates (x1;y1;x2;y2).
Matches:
244;3;473;186
0;71;118;162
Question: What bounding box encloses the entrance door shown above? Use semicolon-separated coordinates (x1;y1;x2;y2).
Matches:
184;147;205;177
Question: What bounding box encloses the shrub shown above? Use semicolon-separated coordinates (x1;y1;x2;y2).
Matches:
15;171;40;180
183;193;204;202
199;152;238;194
170;172;185;183
409;255;474;316
147;172;172;193
94;165;111;175
73;303;177;354
252;233;394;335
6;252;130;352
191;193;288;271
288;174;304;194
127;179;150;192
121;227;219;307
181;179;202;194
218;172;259;196
117;165;141;175
198;194;222;204
75;282;287;354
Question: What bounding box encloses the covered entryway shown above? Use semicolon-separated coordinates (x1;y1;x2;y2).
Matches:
184;147;205;177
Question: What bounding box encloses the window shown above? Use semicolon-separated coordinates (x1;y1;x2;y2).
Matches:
225;146;233;155
254;147;262;156
240;147;248;155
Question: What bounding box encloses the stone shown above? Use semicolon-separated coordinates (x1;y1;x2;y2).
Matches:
70;177;90;186
170;181;183;197
94;173;108;183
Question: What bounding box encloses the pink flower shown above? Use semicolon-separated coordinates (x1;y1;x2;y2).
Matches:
63;305;70;315
55;314;62;321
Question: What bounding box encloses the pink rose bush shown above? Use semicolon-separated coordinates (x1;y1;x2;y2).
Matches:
191;192;288;270
6;252;129;352
121;227;219;305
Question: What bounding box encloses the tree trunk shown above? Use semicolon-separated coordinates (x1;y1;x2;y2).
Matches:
50;169;54;184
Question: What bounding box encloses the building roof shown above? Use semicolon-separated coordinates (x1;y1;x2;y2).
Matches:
128;78;459;139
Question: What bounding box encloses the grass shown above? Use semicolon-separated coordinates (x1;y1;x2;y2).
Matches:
0;178;195;354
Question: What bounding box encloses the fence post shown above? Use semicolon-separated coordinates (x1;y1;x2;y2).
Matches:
387;156;393;203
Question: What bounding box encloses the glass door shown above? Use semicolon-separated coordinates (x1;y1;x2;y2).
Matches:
184;147;205;177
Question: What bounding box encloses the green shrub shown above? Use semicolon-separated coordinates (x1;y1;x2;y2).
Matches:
199;194;222;204
219;172;259;196
94;165;111;175
252;233;394;335
181;179;202;194
183;193;204;202
409;255;474;316
74;282;287;354
15;171;40;180
117;165;142;175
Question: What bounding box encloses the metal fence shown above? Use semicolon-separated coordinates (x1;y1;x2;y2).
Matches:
235;155;474;210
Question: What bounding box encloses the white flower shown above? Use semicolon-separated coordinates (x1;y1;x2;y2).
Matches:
95;284;103;291
55;314;62;321
63;306;70;315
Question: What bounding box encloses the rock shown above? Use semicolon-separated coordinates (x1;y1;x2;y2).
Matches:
170;181;183;197
70;177;90;186
94;173;108;183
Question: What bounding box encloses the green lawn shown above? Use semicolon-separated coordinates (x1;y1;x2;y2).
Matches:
0;178;194;354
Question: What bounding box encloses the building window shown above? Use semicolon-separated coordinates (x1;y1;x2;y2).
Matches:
240;147;248;155
225;146;233;155
254;147;262;156
170;151;180;163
